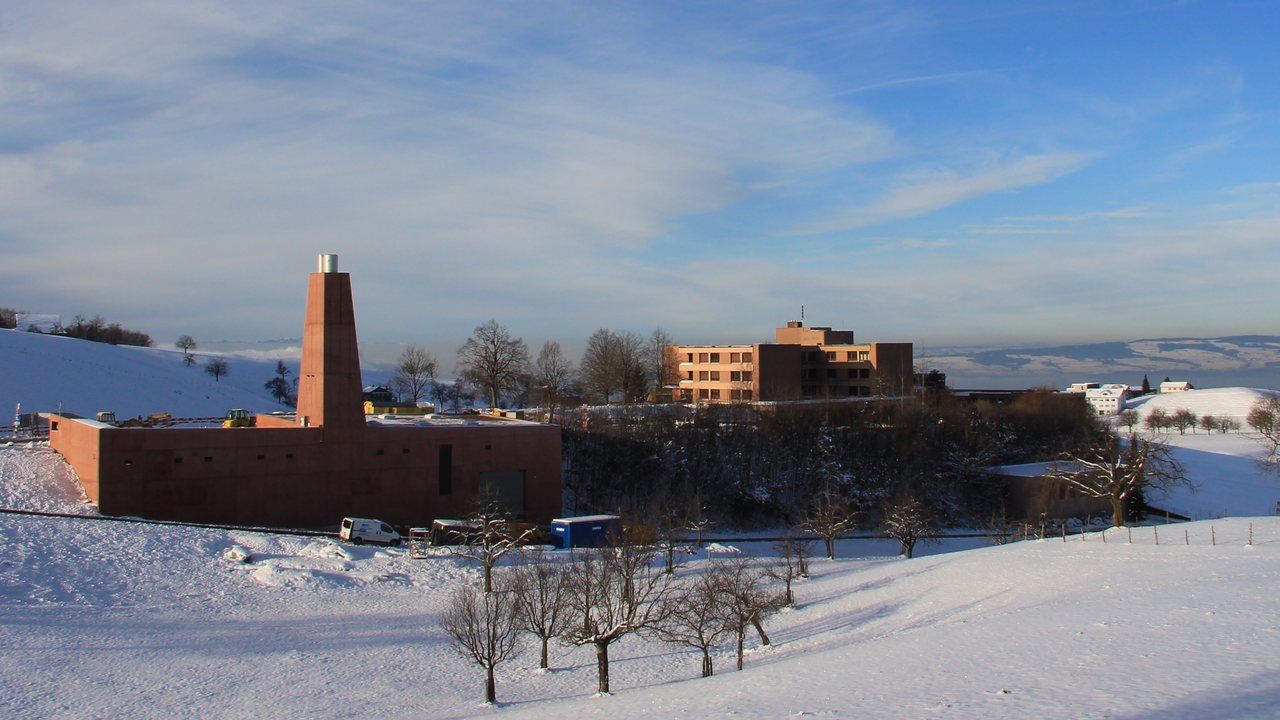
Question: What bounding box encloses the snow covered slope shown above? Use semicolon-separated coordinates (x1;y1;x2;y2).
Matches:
2;446;1279;720
0;328;292;419
1126;385;1277;422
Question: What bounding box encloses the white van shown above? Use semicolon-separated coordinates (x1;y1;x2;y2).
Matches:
340;517;402;546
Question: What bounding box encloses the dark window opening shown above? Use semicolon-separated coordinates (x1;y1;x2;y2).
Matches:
485;445;492;451
376;449;384;455
285;453;294;459
402;448;409;454
173;458;183;464
123;460;132;466
256;455;265;460
439;444;453;495
204;457;213;463
479;470;526;519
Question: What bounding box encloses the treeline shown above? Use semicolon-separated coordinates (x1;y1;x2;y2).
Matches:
391;321;677;410
562;391;1096;528
0;308;153;347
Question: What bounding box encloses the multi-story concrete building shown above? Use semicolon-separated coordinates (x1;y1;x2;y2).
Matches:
669;322;913;403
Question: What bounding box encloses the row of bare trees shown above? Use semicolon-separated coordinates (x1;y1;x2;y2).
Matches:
386;321;679;412
439;546;785;703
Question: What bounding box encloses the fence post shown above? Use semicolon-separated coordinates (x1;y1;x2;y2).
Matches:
1184;529;1189;546
1249;522;1253;546
1212;526;1216;546
1128;527;1132;544
1154;526;1159;546
1062;524;1067;543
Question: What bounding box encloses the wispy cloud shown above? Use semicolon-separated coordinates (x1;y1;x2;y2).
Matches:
805;151;1102;233
996;207;1159;223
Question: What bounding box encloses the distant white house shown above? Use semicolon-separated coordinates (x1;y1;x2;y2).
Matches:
1084;384;1131;416
1063;382;1132;416
1160;381;1194;393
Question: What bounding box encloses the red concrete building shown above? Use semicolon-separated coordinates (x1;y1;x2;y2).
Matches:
49;255;562;529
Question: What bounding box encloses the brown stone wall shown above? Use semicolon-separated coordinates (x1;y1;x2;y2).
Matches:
51;416;562;529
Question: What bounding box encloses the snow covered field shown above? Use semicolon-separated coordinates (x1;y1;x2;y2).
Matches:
4;350;1280;718
2;443;1280;720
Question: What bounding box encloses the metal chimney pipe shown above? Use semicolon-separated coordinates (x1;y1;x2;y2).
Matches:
318;254;338;273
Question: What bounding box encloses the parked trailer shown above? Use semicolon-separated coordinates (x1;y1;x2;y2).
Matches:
551;514;622;549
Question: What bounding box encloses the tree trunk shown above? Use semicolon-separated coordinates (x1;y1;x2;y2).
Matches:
824;538;834;559
540;636;549;669
596;641;610;694
483;563;492;593
485;666;496;703
783;579;794;607
903;539;915;559
737;630;745;670
751;616;771;646
1111;494;1125;527
701;650;713;678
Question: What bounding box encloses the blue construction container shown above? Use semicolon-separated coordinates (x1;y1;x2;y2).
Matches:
550;514;622;549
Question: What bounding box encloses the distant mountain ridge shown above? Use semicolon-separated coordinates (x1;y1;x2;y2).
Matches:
926;336;1280;390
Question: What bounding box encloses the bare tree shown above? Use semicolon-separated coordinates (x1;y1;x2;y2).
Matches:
579;329;622;404
204;357;230;382
650;494;693;575
1118;409;1140;431
1143;407;1170;432
1048;431;1191;527
1199;415;1218;434
1170;408;1198;435
800;487;858;559
1219;416;1242;433
648;328;677;401
580;329;649;405
456;321;531;409
394;345;437;403
510;551;572;670
439;582;524;704
766;531;813;607
175;335;197;366
453;500;536;593
563;545;674;694
879;487;935;559
428;380;451;412
533;341;576;418
656;568;732;678
716;558;781;671
1247;394;1280;472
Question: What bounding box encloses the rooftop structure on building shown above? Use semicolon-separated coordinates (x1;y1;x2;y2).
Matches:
49;255;562;530
668;321;913;403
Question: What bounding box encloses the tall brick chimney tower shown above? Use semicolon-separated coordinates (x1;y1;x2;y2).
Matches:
294;254;365;430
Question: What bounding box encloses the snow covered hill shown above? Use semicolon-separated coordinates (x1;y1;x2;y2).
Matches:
1;443;1278;719
0;328;294;420
929;335;1280;389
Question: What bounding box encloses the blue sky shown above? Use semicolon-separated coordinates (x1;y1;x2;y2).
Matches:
2;0;1279;362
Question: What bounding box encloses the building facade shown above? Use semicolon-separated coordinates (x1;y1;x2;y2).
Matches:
669;322;914;403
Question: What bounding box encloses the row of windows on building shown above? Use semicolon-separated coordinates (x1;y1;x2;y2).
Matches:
695;388;753;400
688;370;754;382
687;352;754;364
802;385;874;397
801;368;873;380
803;350;871;362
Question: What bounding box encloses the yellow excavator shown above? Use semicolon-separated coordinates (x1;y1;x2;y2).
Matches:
222;409;256;428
